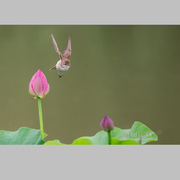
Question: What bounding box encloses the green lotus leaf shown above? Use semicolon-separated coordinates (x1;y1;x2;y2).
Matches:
44;139;64;145
72;137;93;145
72;121;158;145
0;127;45;145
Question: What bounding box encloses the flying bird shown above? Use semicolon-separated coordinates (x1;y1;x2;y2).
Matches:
50;34;71;78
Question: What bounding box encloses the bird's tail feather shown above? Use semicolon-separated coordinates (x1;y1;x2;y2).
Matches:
50;66;56;70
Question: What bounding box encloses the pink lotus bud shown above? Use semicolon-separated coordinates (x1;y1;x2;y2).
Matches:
100;115;114;131
29;69;50;99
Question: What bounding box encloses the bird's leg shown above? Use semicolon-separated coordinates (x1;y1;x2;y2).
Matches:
60;71;63;77
58;71;61;78
58;71;63;78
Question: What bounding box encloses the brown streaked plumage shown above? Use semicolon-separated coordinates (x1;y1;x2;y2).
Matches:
50;34;72;78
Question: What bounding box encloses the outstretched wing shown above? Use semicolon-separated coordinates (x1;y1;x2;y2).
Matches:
63;36;71;59
51;34;63;59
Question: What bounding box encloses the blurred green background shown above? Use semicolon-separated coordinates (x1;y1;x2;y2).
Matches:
0;25;179;144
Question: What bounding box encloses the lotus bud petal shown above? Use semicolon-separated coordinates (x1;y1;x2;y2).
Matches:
100;115;114;131
29;69;50;99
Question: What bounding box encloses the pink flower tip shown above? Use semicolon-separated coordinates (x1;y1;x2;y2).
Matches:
100;115;114;131
29;69;50;99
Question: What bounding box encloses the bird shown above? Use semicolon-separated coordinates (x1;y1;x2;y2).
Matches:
50;34;71;78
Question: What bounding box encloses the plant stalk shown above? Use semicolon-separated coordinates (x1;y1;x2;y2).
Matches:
108;130;111;145
37;97;44;140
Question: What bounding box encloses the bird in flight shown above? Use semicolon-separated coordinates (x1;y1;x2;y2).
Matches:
50;34;71;78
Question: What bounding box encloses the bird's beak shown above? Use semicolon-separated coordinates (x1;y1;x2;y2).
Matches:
68;64;71;66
